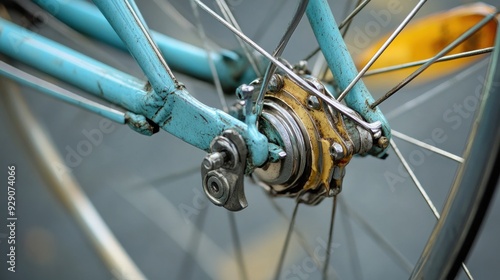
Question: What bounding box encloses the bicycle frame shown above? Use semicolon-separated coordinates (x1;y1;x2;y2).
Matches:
0;0;390;167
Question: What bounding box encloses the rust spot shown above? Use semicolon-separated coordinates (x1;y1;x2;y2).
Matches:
164;115;172;125
200;114;208;124
97;82;104;96
144;81;152;92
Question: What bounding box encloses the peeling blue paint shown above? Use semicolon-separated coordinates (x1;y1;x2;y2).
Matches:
0;17;269;166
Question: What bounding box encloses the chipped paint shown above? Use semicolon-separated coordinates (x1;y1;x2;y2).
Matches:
307;0;391;157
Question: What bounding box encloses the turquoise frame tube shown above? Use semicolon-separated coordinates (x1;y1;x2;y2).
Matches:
31;0;257;90
0;0;390;165
306;0;391;152
0;17;269;167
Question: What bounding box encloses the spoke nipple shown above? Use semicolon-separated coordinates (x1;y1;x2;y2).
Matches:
307;95;321;110
377;136;389;149
328;188;340;197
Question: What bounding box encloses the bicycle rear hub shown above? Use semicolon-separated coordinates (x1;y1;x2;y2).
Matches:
254;74;376;204
202;73;384;210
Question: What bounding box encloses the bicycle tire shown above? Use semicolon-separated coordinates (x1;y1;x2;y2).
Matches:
411;25;500;279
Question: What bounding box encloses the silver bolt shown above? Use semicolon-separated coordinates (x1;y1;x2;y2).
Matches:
330;142;344;160
307;95;320;110
268;74;284;92
236;84;255;100
203;152;226;170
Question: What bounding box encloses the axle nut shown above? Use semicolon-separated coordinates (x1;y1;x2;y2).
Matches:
204;170;230;206
236;84;255;100
330;142;344;161
203;152;226;170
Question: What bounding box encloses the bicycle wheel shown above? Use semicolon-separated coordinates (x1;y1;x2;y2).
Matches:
0;0;499;279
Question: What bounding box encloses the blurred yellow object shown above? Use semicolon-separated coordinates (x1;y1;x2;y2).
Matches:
353;3;498;86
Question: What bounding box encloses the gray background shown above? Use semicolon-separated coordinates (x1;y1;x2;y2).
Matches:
0;0;499;279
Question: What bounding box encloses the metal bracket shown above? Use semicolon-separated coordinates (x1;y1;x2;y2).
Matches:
125;112;159;136
201;130;248;211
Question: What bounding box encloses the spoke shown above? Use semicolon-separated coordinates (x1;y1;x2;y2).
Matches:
304;0;372;61
303;44;324;64
462;263;474;280
252;0;287;43
364;48;493;77
311;54;328;78
266;196;320;267
117;184;227;279
176;207;208;280
390;139;473;279
214;0;262;76
1;79;147;280
371;11;499;108
303;47;321;62
322;195;338;280
340;197;363;280
152;0;204;40
391;130;464;163
265;194;339;279
190;0;228;112
192;0;300;83
390;139;441;218
193;0;301;88
385;59;489;120
0;60;126;124
338;198;413;273
228;212;249;280
337;0;427;101
274;201;301;280
340;0;371;37
334;0;367;81
310;0;365;78
194;0;382;135
14;1;129;71
254;0;309;116
147;166;200;189
122;0;177;82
